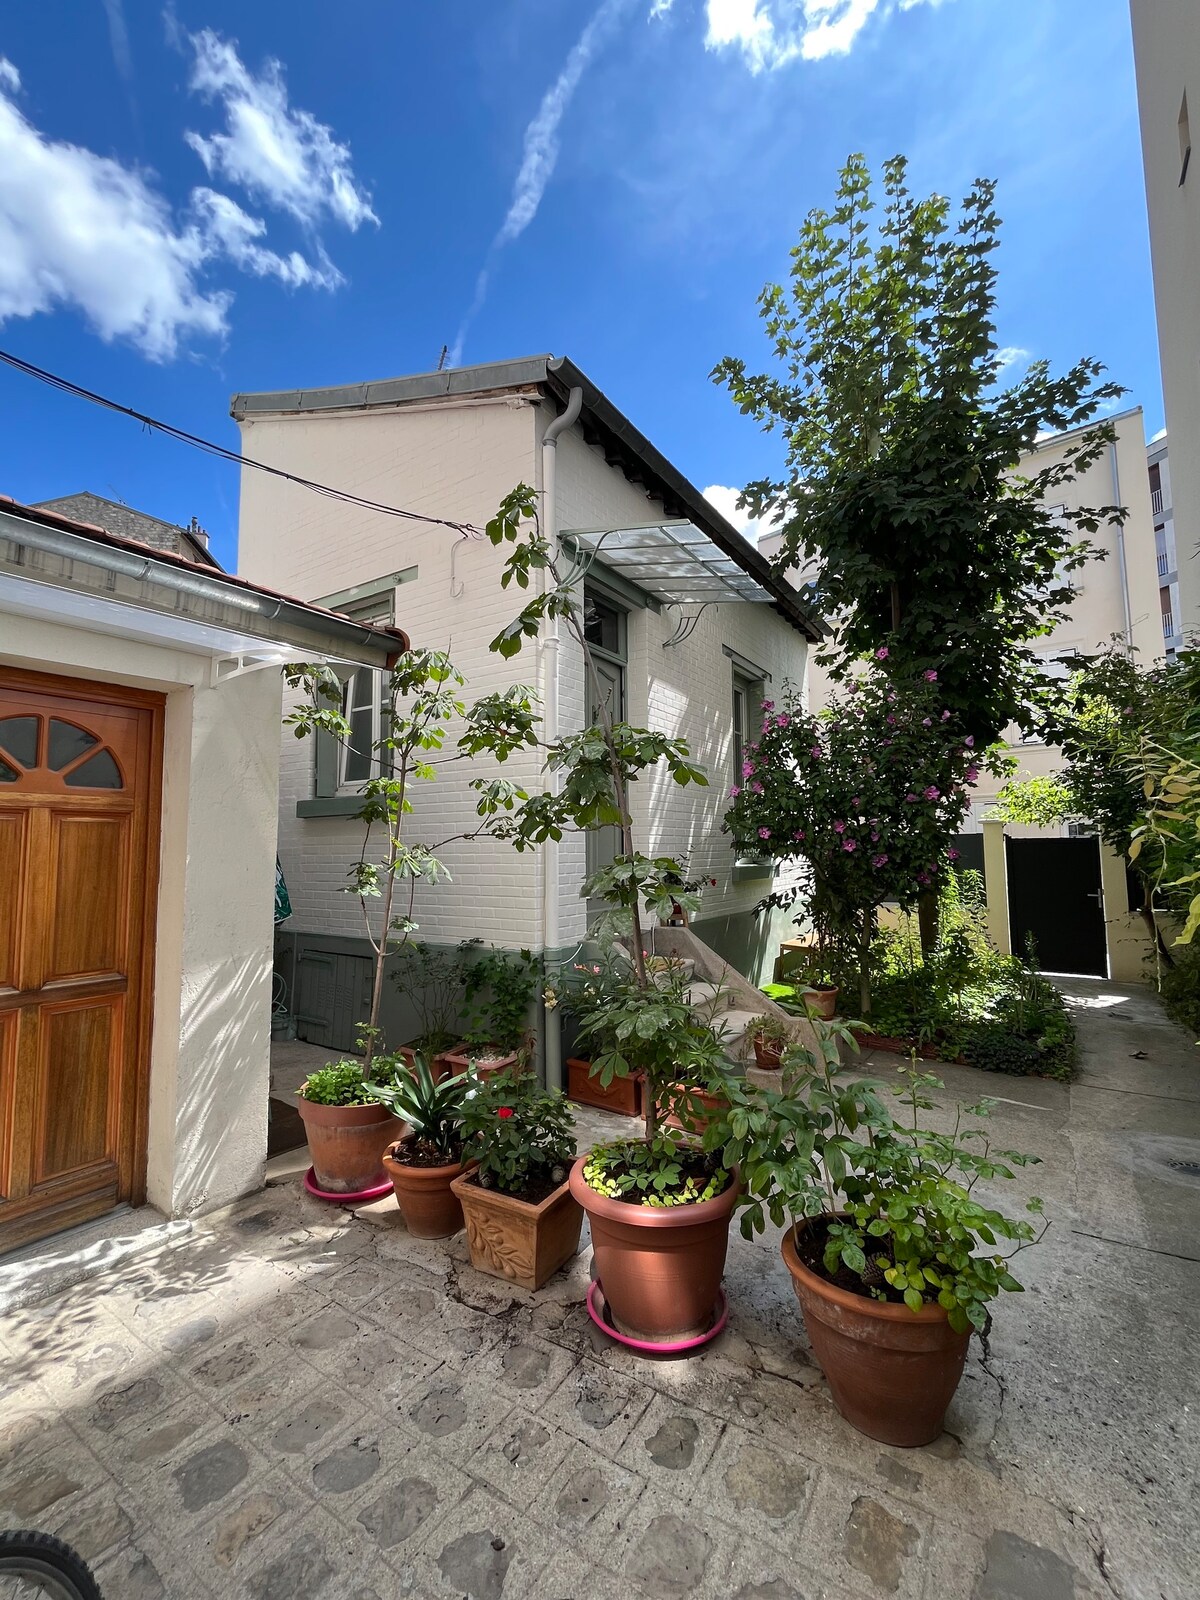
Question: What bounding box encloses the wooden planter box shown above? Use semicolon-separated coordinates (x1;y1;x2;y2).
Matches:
439;1045;522;1081
451;1171;584;1291
567;1057;642;1116
659;1084;729;1136
850;1029;955;1063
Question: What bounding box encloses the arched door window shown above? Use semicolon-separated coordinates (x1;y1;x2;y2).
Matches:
0;714;125;789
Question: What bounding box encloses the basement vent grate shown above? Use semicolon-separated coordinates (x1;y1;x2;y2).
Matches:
1166;1159;1200;1178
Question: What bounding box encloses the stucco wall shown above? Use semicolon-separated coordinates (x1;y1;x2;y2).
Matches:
0;617;279;1218
240;397;809;981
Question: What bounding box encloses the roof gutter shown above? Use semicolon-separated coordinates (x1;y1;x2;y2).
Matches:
0;509;402;666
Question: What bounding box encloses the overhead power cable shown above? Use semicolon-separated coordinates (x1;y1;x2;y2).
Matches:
0;348;482;537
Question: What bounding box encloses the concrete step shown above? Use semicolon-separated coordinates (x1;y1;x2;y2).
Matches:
686;980;734;1017
649;956;696;984
710;1006;763;1060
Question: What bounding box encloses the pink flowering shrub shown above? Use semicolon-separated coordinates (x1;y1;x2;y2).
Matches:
725;669;986;999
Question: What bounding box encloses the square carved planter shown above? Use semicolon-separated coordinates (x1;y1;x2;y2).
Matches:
567;1056;642;1116
450;1171;584;1291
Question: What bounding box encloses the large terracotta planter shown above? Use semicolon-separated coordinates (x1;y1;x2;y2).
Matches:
567;1057;642;1117
296;1097;403;1194
382;1139;472;1238
397;1043;466;1082
451;1171;583;1290
569;1156;739;1342
781;1219;970;1447
804;985;839;1022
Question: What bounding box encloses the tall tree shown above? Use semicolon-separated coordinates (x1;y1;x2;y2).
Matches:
715;153;1125;752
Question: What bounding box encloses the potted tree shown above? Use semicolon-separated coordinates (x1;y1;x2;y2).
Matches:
296;1059;404;1195
480;487;738;1345
451;1072;582;1290
391;940;476;1078
368;1056;474;1237
712;1017;1046;1446
442;945;542;1080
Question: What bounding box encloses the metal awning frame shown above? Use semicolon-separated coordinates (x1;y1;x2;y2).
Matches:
562;521;773;609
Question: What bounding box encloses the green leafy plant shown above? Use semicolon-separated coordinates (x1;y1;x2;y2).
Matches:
459;1073;575;1197
390;940;476;1055
461;945;542;1055
710;1018;1048;1332
365;1054;470;1162
298;1060;380;1107
583;1138;729;1208
749;1013;792;1050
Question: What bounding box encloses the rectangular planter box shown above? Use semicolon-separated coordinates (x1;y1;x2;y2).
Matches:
440;1046;522;1081
850;1029;958;1064
397;1042;467;1082
451;1171;583;1291
567;1057;642;1117
659;1083;728;1136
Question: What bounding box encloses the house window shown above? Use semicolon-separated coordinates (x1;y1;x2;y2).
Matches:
328;580;395;792
1180;91;1192;186
1013;651;1073;746
583;585;628;920
583;589;626;660
732;672;762;782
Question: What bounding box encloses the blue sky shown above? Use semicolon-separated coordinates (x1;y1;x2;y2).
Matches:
0;0;1158;571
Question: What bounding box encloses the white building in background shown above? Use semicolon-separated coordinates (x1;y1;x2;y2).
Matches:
1130;0;1200;646
1148;434;1186;658
758;405;1165;827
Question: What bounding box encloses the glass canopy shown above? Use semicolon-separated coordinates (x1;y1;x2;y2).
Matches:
564;521;771;606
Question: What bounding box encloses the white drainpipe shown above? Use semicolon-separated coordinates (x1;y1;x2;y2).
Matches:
539;386;583;1091
1110;440;1134;650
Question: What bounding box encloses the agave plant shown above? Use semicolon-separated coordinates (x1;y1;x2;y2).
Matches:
366;1053;470;1162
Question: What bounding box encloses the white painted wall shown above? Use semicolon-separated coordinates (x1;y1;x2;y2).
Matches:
0;616;279;1218
238;396;809;955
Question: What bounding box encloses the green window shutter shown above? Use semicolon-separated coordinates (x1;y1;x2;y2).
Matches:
314;726;337;798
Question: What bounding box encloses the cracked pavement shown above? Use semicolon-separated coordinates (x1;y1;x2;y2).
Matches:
1;977;1196;1598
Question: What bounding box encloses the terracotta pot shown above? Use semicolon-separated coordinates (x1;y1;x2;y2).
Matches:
567;1057;642;1117
296;1097;403;1193
659;1084;729;1136
382;1139;472;1238
752;1036;785;1070
397;1042;467;1082
804;985;839;1022
781;1219;970;1447
440;1045;521;1081
569;1156;739;1342
451;1171;583;1291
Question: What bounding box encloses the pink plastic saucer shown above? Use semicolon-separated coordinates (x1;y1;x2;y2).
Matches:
303;1167;393;1204
586;1280;728;1354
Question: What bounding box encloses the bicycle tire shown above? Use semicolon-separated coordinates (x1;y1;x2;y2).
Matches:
0;1530;102;1600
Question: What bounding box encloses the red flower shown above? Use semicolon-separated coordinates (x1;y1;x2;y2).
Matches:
497;1107;514;1119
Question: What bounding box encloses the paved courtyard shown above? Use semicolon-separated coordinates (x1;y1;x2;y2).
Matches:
1;978;1197;1599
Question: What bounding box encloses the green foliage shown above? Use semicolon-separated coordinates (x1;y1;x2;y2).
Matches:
365;1054;470;1160
709;1018;1047;1333
461;946;542;1052
1159;944;1200;1038
1129;742;1200;947
582;1138;730;1207
749;1013;792;1049
714;151;1124;751
298;1060;380;1107
389;940;474;1055
988;775;1077;829
459;1074;575;1196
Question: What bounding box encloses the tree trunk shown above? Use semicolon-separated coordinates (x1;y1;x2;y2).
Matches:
1140;881;1176;970
917;888;939;957
858;914;874;1016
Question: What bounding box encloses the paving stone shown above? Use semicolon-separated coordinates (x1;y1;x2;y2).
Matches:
246;1527;336;1598
161;1313;221;1354
694;1424;813;1551
44;1489;133;1563
794;1471;930;1600
400;1484;556;1600
437;1528;514;1599
356;1473;439;1548
353;1453;473;1563
608;1492;741;1600
843;1494;920;1593
93;1543;170;1599
268;1393;362;1458
88;1370;177;1437
618;1393;724;1489
469;1413;574;1510
171;1438;251;1513
312;1436;382;1495
0;1459;88;1520
527;1435;645;1545
334;1327;442;1407
535;1357;655;1454
189;1334;273;1392
469;1332;577;1401
973;1530;1085;1600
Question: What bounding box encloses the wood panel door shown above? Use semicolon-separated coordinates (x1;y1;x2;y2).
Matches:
0;669;162;1253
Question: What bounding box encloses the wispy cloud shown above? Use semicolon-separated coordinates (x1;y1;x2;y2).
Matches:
451;0;634;365
996;345;1030;373
100;0;134;85
705;0;954;72
184;29;377;231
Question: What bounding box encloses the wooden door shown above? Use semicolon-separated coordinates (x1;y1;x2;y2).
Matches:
0;669;162;1253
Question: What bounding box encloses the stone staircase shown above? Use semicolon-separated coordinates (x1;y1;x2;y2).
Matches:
684;977;765;1066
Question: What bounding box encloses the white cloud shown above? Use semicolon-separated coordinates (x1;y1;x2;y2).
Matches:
649;1;676;16
452;0;633;363
101;0;134;86
703;483;776;543
0;59;340;360
996;345;1030;373
704;0;952;72
185;29;376;231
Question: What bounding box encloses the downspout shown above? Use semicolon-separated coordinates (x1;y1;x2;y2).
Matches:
539;385;583;1092
1110;441;1134;651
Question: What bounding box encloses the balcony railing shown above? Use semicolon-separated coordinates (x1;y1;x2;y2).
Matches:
1151;487;1164;514
1162;610;1175;637
1158;550;1170;576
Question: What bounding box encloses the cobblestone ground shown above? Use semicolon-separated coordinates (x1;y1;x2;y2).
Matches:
2;987;1197;1599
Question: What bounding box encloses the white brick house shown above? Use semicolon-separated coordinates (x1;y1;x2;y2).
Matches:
232;356;820;1068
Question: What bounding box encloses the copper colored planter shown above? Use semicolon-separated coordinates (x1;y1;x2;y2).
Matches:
569;1157;739;1343
567;1057;642;1117
781;1220;970;1447
296;1098;403;1194
451;1172;583;1291
804;985;839;1022
440;1046;521;1081
752;1038;785;1070
382;1140;471;1238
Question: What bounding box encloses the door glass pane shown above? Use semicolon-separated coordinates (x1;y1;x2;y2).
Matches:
48;719;99;771
63;749;123;789
0;716;39;768
583;593;623;656
344;709;374;782
0;756;16;782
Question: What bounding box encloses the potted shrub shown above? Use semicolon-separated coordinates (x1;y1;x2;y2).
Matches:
451;1074;582;1290
296;1059;404;1194
368;1056;474;1237
747;1012;792;1069
712;1017;1046;1446
391;940;476;1077
442;945;541;1079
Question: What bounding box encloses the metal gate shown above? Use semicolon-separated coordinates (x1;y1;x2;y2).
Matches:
1005;835;1107;977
